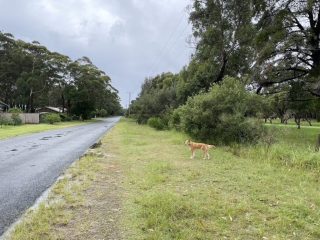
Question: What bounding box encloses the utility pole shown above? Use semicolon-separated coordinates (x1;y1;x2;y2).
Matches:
128;92;131;116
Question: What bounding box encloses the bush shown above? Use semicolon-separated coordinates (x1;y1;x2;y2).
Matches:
43;113;61;124
0;115;10;127
90;110;98;118
171;76;266;145
8;107;23;113
11;113;23;126
60;113;72;122
218;114;266;144
99;109;107;117
147;117;165;130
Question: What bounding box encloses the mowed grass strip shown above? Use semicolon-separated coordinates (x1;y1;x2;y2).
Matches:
0;119;99;139
5;117;320;239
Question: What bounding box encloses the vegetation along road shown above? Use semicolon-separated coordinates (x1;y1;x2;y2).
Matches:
1;118;320;239
0;116;121;236
1;0;320;238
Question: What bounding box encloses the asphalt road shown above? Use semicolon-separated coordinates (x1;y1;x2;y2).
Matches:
0;116;121;236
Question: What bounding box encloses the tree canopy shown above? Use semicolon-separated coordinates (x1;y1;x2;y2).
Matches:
0;31;122;117
252;0;320;94
129;0;320;142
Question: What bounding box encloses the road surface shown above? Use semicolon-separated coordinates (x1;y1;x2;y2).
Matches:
0;116;121;236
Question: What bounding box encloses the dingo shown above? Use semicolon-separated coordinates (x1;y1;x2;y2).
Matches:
184;140;215;159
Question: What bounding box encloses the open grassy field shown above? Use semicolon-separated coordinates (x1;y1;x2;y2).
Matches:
3;117;320;239
245;119;320;170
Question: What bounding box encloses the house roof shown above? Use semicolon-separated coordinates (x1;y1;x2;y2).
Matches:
0;101;8;107
37;106;65;113
46;106;62;112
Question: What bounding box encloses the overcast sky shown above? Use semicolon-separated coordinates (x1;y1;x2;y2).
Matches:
0;0;194;107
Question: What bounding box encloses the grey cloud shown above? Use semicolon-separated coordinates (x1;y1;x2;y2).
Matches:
0;0;193;106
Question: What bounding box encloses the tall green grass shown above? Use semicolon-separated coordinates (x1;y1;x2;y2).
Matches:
240;121;320;170
116;118;320;239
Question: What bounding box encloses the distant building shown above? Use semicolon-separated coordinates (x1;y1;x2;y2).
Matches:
0;101;8;112
35;106;65;114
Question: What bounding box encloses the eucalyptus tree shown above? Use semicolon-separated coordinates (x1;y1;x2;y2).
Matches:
47;52;73;111
92;75;121;115
68;56;116;119
130;72;179;124
259;84;291;123
253;0;320;95
15;40;55;112
288;81;316;128
0;32;122;116
45;55;122;118
139;72;175;97
0;32;20;108
31;52;73;109
100;90;122;115
186;0;256;87
176;60;206;104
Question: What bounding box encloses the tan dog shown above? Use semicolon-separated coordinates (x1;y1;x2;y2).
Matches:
184;140;215;159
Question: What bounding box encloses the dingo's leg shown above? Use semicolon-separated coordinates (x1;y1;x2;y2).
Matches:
190;148;194;158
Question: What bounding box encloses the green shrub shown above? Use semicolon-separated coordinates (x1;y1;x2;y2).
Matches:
39;114;46;123
8;107;23;113
90;110;97;118
217;113;266;145
11;113;23;126
60;113;72;122
147;117;165;130
99;109;107;117
171;76;266;145
43;113;61;124
0;115;10;127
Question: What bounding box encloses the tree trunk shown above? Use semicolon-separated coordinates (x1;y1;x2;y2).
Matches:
305;117;312;126
27;87;34;113
61;93;65;113
215;58;227;83
294;115;301;129
66;99;72;116
315;134;320;152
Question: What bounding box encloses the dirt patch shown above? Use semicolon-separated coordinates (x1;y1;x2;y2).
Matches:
52;145;124;239
90;141;102;149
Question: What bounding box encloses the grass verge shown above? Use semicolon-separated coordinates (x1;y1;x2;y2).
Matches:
0;119;99;139
4;117;320;239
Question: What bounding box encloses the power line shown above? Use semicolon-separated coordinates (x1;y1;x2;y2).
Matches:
165;48;187;72
129;9;191;100
153;23;190;73
146;12;186;77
